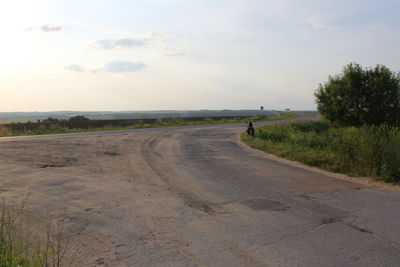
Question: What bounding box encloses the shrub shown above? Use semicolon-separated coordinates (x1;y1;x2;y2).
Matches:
315;63;400;126
68;115;89;121
0;125;10;136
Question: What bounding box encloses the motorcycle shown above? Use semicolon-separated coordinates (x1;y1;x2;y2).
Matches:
247;123;255;137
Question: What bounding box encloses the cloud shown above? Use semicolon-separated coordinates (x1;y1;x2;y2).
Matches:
91;33;188;56
155;47;186;56
93;38;146;49
116;38;145;47
93;61;146;73
41;25;62;32
65;64;84;72
25;25;63;32
90;33;188;59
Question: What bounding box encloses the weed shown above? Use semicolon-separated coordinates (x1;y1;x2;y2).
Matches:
0;196;68;267
242;120;400;183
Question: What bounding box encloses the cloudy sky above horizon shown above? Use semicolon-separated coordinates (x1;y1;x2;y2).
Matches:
1;0;399;111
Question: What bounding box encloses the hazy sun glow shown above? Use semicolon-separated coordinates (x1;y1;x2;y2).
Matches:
0;1;51;71
1;0;399;111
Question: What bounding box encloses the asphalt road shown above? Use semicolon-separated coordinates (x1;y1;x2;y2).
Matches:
0;115;399;266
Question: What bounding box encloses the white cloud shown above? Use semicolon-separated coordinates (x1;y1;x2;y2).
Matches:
41;25;62;32
91;33;187;56
93;61;146;73
25;25;62;33
65;64;84;72
155;47;186;56
93;38;146;49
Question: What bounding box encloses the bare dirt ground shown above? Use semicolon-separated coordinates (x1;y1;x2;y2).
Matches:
1;116;400;266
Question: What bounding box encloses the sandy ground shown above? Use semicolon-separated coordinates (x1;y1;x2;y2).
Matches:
0;117;399;266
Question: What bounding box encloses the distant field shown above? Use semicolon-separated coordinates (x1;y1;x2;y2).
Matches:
0;109;301;122
0;119;30;124
0;113;298;137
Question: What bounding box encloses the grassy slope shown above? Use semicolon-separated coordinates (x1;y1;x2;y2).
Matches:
241;120;400;183
0;113;298;137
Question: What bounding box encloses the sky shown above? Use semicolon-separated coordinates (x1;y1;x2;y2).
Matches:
1;0;399;111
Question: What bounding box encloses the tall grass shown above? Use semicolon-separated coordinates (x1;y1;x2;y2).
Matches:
242;120;400;183
0;197;67;267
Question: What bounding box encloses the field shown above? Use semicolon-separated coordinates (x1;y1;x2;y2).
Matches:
241;120;400;183
0;113;297;137
0;110;285;122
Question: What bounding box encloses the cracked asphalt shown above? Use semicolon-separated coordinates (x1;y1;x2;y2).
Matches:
0;115;399;266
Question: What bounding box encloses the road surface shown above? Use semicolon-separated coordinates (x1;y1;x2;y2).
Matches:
0;115;399;266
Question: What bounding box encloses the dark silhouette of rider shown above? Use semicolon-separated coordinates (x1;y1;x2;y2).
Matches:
247;121;255;137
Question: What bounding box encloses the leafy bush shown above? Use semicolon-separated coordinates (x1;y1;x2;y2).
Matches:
0;125;10;136
315;63;400;126
68;115;89;121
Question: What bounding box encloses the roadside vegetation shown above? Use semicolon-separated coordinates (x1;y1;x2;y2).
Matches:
314;63;399;127
242;63;400;184
0;113;297;137
0;197;67;267
242;120;400;183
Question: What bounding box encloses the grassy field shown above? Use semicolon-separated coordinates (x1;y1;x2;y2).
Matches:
241;120;400;183
0;113;297;137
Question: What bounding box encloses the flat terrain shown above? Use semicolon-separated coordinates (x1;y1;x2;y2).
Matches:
0;115;399;266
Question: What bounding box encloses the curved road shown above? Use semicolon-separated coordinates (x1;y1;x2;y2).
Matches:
0;115;399;266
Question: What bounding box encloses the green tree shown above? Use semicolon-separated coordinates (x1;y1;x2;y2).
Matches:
69;115;89;121
314;63;400;126
42;117;59;123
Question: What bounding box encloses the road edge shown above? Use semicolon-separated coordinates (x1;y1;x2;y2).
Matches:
236;134;400;191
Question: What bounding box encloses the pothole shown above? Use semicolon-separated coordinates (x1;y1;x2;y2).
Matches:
241;199;288;211
104;151;119;156
300;194;316;201
38;157;78;168
40;163;67;168
321;218;339;224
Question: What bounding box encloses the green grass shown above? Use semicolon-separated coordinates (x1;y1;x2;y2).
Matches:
0;113;298;137
241;120;400;183
0;197;67;267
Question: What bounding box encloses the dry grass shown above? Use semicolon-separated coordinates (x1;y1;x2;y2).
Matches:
0;196;68;267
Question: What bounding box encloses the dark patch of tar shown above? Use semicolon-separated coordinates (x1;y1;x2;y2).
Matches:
241;199;288;211
321;218;338;224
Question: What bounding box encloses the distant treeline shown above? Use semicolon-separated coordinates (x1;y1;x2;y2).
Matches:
4;115;253;133
0;110;282;121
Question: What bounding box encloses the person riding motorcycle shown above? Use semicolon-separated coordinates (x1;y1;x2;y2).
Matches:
247;121;255;137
